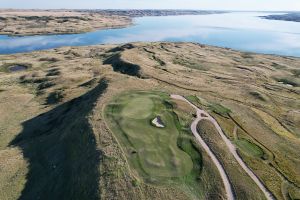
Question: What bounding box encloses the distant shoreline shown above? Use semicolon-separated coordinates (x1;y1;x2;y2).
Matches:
80;9;227;17
4;9;299;37
0;9;132;36
261;13;300;22
0;9;227;36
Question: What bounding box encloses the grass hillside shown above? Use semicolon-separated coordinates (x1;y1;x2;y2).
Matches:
0;42;299;199
4;79;107;200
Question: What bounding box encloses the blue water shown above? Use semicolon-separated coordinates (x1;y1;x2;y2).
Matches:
1;12;300;57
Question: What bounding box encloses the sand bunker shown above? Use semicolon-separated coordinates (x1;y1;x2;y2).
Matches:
151;116;165;128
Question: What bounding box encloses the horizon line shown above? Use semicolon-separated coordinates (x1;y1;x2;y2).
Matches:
0;8;299;12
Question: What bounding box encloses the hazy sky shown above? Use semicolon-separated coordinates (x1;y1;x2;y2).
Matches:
1;0;300;11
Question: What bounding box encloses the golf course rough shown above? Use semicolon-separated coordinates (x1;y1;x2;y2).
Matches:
104;91;195;184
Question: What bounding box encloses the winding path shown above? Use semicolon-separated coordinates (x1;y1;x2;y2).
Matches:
171;95;274;200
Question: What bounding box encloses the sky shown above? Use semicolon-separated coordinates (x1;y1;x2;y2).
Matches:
1;0;300;11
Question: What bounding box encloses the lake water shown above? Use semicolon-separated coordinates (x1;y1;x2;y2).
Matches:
1;12;300;57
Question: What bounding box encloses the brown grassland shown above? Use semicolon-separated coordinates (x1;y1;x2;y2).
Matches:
0;10;131;36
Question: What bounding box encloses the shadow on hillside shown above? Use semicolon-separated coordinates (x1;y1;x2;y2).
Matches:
10;79;108;200
103;53;142;78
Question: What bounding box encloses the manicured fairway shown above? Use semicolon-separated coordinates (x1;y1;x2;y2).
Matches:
104;91;193;182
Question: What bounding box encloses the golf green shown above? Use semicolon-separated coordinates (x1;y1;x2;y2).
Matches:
105;92;193;181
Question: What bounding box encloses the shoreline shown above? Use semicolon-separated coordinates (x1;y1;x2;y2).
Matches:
0;23;133;37
260;13;300;22
0;9;226;37
1;10;299;58
1;40;298;60
0;9;132;36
